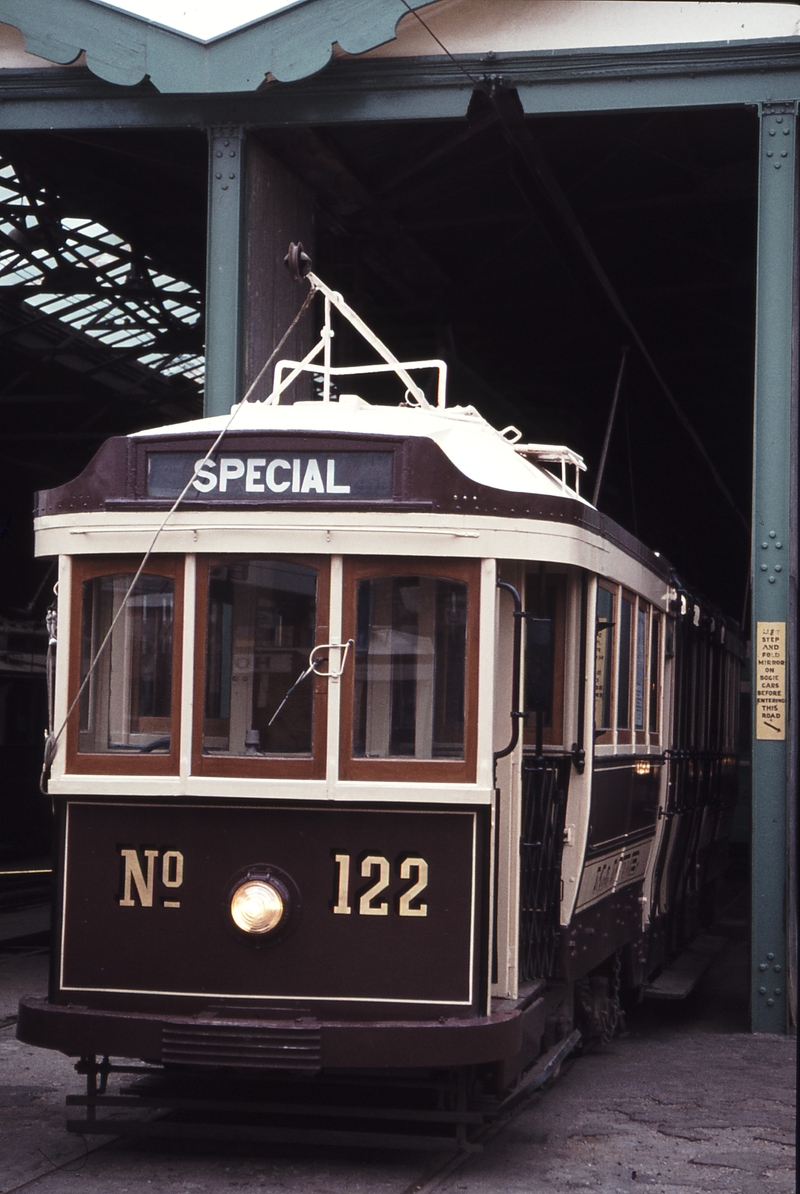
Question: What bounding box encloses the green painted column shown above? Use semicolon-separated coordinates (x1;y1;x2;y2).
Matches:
204;126;246;417
751;101;797;1034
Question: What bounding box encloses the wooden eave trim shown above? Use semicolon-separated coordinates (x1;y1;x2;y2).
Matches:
0;0;435;91
1;37;800;115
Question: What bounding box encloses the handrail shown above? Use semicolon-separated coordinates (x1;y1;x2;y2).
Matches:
493;580;526;774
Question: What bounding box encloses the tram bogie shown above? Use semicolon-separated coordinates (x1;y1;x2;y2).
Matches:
17;261;742;1107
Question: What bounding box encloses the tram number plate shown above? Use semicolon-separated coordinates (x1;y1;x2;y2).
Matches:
332;854;428;917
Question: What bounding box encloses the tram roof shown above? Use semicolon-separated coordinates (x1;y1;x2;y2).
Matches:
131;395;591;503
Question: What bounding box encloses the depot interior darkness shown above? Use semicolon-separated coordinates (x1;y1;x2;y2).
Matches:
0;105;757;620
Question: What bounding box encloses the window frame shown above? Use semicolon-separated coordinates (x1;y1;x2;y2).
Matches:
66;555;184;775
192;554;330;780
339;558;480;783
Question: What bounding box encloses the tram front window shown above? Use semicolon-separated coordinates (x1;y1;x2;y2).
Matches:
79;573;174;754
353;576;467;759
203;559;318;756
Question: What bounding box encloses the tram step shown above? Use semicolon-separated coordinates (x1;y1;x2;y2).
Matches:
643;934;727;1001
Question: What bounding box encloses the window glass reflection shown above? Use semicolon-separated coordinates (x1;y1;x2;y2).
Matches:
79;574;174;754
353;576;466;759
617;595;633;729
635;606;647;730
203;560;317;757
649;614;661;733
594;585;614;731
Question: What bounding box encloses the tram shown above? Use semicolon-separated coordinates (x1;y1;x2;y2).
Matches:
17;251;741;1108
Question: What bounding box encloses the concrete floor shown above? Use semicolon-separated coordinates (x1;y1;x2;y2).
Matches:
0;912;795;1194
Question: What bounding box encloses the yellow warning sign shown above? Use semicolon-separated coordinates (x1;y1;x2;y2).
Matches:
755;622;786;741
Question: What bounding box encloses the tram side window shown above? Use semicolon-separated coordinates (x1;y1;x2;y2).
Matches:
594;585;615;733
617;593;633;731
649;613;661;735
522;571;566;747
634;604;647;731
78;573;175;754
202;559;318;757
352;576;467;760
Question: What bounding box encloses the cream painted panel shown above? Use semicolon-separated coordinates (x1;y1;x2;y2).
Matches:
560;574;595;924
492;563;524;1000
49;555;73;784
36;511;670;606
476;559;497;792
360;0;800;58
329;782;493;805
179;555;196;782
49;775;184;797
46;773;493;803
325;554;344;794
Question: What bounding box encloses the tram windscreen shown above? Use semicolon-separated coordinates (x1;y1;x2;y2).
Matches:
353;576;467;759
79;574;174;753
203;560;317;756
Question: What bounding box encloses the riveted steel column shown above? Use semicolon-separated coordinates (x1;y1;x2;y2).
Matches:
205;126;246;417
751;101;797;1034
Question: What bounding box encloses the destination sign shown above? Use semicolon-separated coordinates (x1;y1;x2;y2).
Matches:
146;450;393;501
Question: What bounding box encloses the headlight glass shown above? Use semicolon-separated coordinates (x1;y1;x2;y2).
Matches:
229;879;285;935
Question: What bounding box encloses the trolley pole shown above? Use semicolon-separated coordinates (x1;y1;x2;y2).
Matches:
751;101;797;1034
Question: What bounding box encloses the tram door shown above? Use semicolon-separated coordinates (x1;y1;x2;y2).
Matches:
493;565;571;1000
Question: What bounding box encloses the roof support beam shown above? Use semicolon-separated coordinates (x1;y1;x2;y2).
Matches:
204;126;246;416
205;131;317;415
4;41;800;131
243;139;315;404
750;101;797;1034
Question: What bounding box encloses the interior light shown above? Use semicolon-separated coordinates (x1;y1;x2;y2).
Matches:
230;879;285;935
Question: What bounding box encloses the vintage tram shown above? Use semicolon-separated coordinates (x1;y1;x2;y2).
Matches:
17;262;741;1130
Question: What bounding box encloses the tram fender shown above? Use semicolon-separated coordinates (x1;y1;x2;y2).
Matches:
17;995;547;1070
17;997;163;1060
321;997;546;1069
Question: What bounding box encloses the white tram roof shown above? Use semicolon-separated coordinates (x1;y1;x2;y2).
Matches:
133;395;592;506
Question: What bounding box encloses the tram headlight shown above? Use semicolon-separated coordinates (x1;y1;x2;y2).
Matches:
229;879;286;935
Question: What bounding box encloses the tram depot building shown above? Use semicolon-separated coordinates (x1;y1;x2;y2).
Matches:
0;0;796;1040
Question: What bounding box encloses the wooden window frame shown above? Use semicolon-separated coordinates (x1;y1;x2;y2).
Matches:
339;558;480;783
192;555;329;780
66;555;184;775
